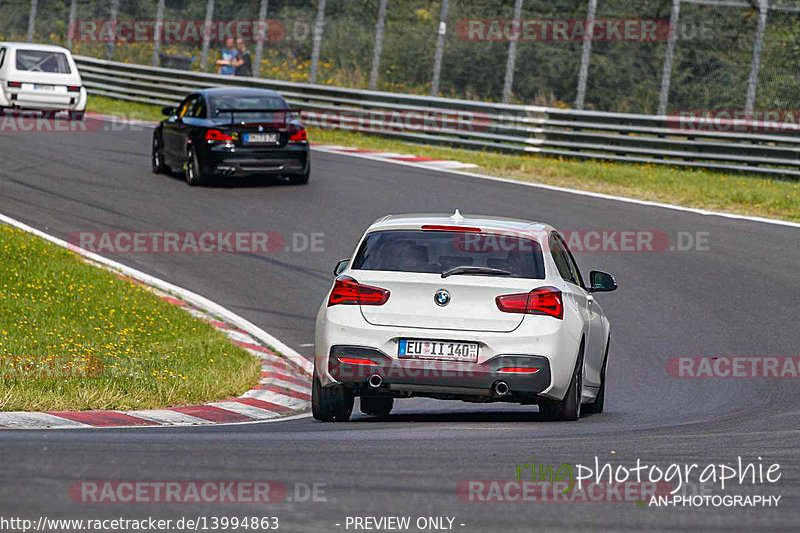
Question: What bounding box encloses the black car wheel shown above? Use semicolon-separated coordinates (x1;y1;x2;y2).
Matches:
311;368;353;422
151;134;168;174
540;341;584;421
288;161;310;185
184;145;207;186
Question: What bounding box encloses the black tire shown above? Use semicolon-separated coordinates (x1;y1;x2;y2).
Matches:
69;111;85;121
288;161;310;185
42;110;57;119
360;395;393;417
311;368;353;422
540;341;584;421
151;134;168;174
184;145;207;186
583;337;609;415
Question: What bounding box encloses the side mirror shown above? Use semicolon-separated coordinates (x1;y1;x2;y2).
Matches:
161;106;175;116
333;258;350;276
588;270;617;293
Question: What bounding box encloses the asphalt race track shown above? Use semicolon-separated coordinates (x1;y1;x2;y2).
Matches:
0;122;799;531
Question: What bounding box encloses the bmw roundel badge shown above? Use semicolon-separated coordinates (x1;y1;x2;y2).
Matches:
434;289;451;307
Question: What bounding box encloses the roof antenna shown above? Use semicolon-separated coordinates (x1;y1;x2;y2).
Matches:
450;209;464;222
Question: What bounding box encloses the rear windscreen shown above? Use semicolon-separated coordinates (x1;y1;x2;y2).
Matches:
210;95;288;120
16;50;71;73
352;230;545;279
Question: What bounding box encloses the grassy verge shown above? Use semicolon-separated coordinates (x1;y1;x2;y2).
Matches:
89;94;800;222
0;223;261;412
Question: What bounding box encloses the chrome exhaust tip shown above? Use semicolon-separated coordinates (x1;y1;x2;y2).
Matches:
367;374;383;389
491;381;510;397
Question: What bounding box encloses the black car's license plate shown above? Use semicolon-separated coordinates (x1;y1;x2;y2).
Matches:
243;133;279;144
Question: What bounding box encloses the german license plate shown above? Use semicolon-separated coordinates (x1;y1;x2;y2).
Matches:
243;132;278;144
34;84;54;91
398;339;478;362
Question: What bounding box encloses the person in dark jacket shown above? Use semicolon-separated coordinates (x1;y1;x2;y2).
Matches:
234;39;253;77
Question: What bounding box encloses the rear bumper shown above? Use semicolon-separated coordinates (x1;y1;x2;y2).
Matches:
328;345;551;401
1;88;86;112
202;144;309;177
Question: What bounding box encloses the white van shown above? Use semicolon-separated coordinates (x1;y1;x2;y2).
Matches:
0;42;87;120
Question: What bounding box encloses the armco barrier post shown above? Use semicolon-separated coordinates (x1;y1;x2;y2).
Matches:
152;0;165;67
310;0;327;84
201;0;215;72
657;0;681;116
502;0;524;104
369;0;389;90
574;0;597;110
253;0;269;78
430;0;448;97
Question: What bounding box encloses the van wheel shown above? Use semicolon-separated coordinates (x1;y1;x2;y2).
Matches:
69;111;85;121
312;368;353;422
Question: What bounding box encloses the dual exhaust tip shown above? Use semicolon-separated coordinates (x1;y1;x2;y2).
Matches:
367;374;510;397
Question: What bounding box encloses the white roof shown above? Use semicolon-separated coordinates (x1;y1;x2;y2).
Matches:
0;42;73;54
368;211;552;235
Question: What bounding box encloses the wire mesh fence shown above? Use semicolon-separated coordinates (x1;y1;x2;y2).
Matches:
3;0;800;116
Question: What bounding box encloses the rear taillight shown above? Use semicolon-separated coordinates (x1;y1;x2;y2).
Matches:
205;129;233;142
421;225;481;232
7;81;21;88
497;367;541;373
338;356;378;366
327;276;390;307
496;287;563;319
67;85;81;92
288;128;307;143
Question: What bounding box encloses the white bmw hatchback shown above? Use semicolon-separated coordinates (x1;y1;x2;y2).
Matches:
0;42;86;120
314;211;617;422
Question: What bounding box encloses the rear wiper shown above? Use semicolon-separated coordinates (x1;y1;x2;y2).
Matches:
441;266;512;278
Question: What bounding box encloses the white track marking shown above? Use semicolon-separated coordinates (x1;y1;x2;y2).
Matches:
258;377;311;395
126;409;211;425
0;412;90;429
240;390;310;410
206;401;283;420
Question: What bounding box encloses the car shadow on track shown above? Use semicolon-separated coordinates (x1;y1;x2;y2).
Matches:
351;411;607;424
162;171;301;189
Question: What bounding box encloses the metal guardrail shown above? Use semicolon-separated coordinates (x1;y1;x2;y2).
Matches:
74;55;800;179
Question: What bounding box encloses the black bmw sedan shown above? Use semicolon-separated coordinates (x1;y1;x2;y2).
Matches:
151;87;309;186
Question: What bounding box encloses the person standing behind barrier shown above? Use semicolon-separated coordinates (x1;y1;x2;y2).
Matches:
234;39;253;77
216;37;237;75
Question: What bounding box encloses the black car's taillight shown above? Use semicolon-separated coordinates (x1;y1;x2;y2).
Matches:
288;128;307;143
205;129;233;142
